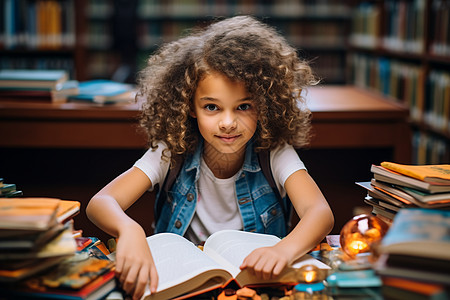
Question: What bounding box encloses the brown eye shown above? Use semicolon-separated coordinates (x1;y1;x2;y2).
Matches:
238;103;251;111
204;104;218;111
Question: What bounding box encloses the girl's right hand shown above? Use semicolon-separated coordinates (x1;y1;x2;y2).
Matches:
114;224;159;300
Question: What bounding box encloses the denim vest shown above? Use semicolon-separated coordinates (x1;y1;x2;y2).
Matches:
154;141;290;238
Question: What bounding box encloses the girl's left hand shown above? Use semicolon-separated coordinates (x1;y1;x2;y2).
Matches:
239;246;290;280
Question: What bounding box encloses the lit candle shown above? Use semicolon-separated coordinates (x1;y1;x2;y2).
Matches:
293;265;328;299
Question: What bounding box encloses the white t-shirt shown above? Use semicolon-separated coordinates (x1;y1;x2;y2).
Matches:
133;142;306;243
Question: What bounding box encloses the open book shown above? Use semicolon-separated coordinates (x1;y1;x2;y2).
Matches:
141;230;330;300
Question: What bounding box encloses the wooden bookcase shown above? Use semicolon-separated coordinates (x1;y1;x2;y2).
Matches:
1;0;351;83
348;0;450;164
0;0;88;80
82;0;351;84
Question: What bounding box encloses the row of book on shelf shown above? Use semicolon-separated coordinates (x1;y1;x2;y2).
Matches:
351;0;449;56
356;161;450;299
0;197;118;299
0;69;136;105
351;54;450;135
1;0;76;50
135;0;350;18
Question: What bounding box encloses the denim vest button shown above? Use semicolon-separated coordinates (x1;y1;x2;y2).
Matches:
270;208;277;216
175;220;182;228
187;193;194;201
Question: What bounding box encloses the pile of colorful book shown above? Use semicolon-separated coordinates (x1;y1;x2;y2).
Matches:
357;162;450;224
375;208;450;299
0;197;116;299
0;69;136;104
0;69;79;103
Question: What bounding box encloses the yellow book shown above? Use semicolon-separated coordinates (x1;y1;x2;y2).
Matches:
380;162;450;184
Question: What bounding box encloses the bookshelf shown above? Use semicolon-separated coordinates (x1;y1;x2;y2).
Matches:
1;1;351;84
84;0;351;84
348;0;450;164
0;0;87;80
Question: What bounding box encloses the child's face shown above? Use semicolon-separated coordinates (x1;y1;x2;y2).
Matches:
192;72;257;156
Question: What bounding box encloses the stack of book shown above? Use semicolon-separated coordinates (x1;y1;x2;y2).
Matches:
357;162;450;224
0;178;23;198
375;208;450;299
0;69;79;103
0;198;80;282
0;197;117;299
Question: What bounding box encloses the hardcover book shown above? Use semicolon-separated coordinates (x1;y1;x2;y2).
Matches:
380;162;450;184
0;227;76;260
379;208;450;261
0;198;60;231
137;230;330;300
371;165;450;194
1;257;116;300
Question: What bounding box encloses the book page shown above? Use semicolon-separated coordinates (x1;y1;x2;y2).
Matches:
143;233;232;298
203;230;281;277
203;230;331;286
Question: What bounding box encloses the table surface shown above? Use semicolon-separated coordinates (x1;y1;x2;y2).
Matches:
0;85;411;162
0;85;407;120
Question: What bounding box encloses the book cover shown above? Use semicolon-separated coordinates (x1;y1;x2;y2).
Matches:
68;80;135;104
381;276;449;300
136;230;330;300
0;256;68;282
371;165;450;194
356;181;411;209
34;256;114;290
397;186;450;204
380;162;450;184
375;253;450;286
56;200;81;224
379;208;450;261
0;222;66;251
370;179;450;209
0;226;76;260
1;268;117;300
0;198;60;231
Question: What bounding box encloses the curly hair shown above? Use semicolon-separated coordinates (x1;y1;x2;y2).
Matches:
137;15;318;163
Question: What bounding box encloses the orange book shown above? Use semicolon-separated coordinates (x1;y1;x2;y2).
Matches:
56;200;81;223
380;162;450;184
382;276;447;298
0;198;60;231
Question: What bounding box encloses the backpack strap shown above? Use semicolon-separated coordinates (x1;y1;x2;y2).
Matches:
154;154;183;223
257;149;290;223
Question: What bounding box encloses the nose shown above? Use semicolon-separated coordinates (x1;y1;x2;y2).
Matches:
219;111;237;131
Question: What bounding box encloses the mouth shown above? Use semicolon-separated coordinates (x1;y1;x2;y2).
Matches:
216;134;241;143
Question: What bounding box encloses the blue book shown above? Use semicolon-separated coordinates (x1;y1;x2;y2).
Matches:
68;80;135;104
379;208;450;261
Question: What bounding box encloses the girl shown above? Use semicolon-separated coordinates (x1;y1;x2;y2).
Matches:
86;16;334;300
